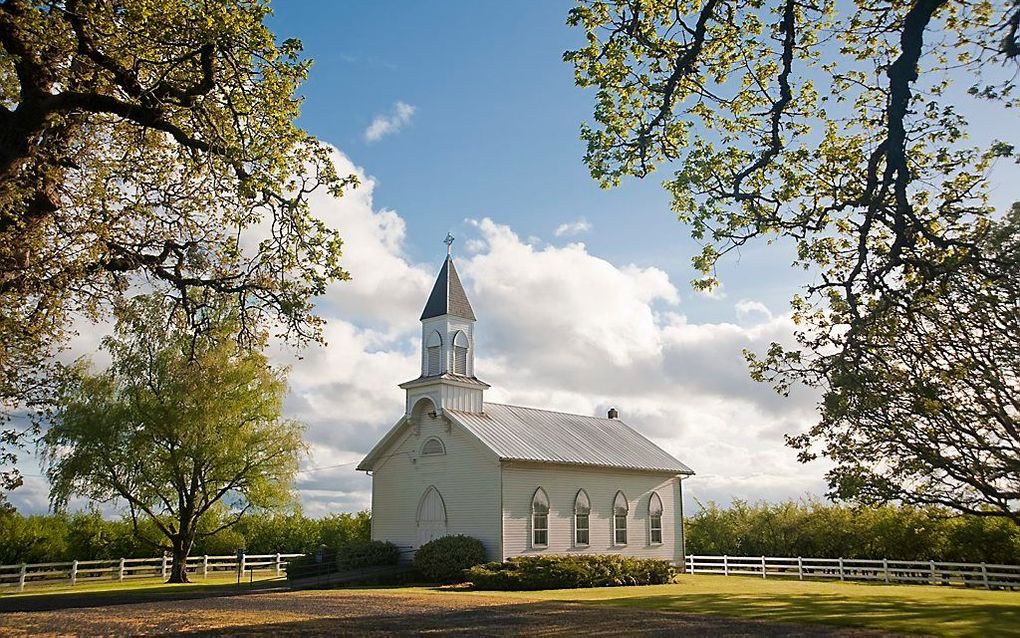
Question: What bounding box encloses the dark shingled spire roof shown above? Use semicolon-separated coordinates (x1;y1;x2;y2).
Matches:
421;256;476;321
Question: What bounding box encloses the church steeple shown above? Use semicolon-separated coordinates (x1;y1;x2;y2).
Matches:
400;237;488;416
420;256;475;321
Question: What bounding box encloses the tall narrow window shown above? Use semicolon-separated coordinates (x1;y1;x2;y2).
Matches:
452;331;469;375
613;491;628;545
574;489;590;546
649;492;663;545
426;330;443;376
531;487;549;548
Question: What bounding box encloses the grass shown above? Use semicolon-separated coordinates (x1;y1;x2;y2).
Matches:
5;572;1020;636
1;571;285;599
431;574;1020;637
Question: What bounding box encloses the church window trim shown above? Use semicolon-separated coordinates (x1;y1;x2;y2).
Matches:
452;330;469;375
426;330;443;376
648;492;663;545
573;489;590;547
531;487;549;549
613;491;629;546
416;485;447;525
420;437;446;457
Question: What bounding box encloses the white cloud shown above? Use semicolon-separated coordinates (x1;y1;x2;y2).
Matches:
363;101;416;142
553;217;592;237
8;146;827;518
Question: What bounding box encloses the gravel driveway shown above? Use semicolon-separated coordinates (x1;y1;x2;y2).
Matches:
0;589;900;636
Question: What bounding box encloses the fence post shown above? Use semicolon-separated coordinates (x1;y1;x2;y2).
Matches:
239;551;246;577
70;560;78;586
761;555;767;579
723;554;729;576
929;560;936;585
838;557;845;582
161;555;168;580
689;555;695;574
203;555;209;579
798;556;803;580
883;558;890;583
118;557;125;581
275;552;282;577
981;563;989;590
17;563;26;593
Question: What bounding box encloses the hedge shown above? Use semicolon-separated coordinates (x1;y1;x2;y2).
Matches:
413;535;487;583
285;550;338;581
466;555;676;590
337;540;401;570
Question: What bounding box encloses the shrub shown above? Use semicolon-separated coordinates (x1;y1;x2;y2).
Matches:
337;540;401;570
285;550;338;581
466;555;676;591
413;535;487;583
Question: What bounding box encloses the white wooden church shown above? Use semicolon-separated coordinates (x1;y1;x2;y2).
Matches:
358;245;694;562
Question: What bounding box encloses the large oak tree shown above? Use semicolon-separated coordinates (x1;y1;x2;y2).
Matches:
566;0;1019;518
0;0;353;501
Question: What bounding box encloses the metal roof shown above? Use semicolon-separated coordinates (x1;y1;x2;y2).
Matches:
446;403;693;474
420;256;475;321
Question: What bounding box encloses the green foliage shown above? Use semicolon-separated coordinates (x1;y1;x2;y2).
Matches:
43;295;304;582
0;508;372;565
337;540;401;571
566;1;1020;521
467;555;676;591
285;551;339;581
0;0;356;505
413;535;487;584
686;500;1020;563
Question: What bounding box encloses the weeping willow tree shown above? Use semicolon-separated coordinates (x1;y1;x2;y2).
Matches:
44;295;304;583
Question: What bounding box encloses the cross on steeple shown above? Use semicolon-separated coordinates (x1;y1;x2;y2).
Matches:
444;232;455;255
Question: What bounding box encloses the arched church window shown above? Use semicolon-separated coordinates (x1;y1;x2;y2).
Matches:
648;492;663;545
613;491;629;545
421;437;446;456
426;330;443;376
452;331;469;375
531;487;549;548
574;489;590;546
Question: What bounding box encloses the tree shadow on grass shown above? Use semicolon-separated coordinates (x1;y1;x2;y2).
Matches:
170;600;871;637
578;592;1020;636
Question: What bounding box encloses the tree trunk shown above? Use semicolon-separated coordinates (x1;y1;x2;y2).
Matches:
167;537;192;584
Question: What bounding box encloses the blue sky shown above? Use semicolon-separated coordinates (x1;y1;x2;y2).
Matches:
9;1;1018;516
268;0;804;321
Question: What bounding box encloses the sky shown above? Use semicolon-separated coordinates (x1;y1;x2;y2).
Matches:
8;0;1019;517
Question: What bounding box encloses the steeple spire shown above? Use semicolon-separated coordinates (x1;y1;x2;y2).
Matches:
420;251;476;321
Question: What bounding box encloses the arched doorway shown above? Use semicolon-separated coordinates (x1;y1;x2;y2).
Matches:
416;485;447;547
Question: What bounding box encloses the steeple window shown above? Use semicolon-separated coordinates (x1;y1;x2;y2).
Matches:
426;330;443;376
452;331;469;375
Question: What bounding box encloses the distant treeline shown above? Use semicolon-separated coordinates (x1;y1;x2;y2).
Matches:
5;500;1019;565
0;509;370;565
686;500;1020;564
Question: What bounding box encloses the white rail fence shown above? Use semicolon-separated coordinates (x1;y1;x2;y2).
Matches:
685;554;1020;590
0;552;303;593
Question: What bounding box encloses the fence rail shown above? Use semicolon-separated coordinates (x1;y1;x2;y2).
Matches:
685;554;1020;590
0;552;303;593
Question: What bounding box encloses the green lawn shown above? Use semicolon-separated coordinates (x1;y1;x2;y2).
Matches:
2;571;285;599
435;574;1020;637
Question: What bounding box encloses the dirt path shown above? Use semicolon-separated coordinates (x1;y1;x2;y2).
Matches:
0;589;902;636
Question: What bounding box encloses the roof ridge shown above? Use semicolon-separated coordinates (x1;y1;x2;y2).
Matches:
483;401;616;421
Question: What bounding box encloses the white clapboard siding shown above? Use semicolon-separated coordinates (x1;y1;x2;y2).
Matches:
500;462;683;562
369;409;503;559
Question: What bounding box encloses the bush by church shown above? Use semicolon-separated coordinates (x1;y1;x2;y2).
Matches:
412;535;487;583
466;555;676;590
